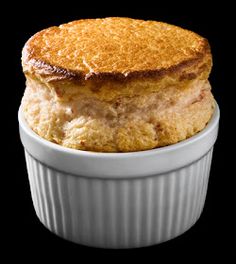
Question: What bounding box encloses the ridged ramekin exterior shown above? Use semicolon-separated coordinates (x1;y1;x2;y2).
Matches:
25;148;213;248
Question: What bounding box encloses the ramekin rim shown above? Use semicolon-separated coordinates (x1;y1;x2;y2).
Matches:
18;103;219;158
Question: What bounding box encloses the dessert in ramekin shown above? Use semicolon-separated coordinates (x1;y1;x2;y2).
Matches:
19;18;219;248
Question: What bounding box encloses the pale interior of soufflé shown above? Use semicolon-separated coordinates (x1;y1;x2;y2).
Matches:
22;75;215;152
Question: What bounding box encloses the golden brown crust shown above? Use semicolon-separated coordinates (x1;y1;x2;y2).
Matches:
22;17;212;85
21;18;214;152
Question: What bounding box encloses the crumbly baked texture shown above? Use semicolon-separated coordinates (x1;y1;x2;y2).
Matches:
21;17;215;152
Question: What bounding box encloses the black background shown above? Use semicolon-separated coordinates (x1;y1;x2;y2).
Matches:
5;4;236;261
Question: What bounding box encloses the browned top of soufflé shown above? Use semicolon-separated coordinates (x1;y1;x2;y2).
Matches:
21;17;214;153
22;17;212;85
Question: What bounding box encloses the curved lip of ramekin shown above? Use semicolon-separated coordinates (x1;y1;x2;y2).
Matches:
18;103;219;158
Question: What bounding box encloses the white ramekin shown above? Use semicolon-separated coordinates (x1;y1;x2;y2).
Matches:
18;104;219;248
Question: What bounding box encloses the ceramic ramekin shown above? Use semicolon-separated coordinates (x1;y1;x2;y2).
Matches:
18;103;219;248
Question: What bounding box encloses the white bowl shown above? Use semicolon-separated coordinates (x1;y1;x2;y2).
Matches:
18;103;219;248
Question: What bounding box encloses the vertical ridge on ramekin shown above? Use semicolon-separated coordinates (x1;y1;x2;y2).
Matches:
105;180;116;247
65;174;74;240
186;163;197;231
25;151;39;217
78;177;87;244
181;166;190;230
123;180;131;247
170;169;181;237
88;179;96;244
114;180;121;246
32;157;45;224
83;177;92;244
150;175;159;243
37;162;49;227
175;167;187;236
100;180;109;247
56;171;67;237
156;175;165;243
134;179;142;246
50;170;63;236
198;149;213;218
162;172;175;241
203;149;213;205
166;171;177;240
188;158;199;226
145;177;154;245
139;179;146;246
115;180;125;247
47;167;58;234
127;180;135;246
67;174;79;242
189;163;198;227
43;166;55;232
29;152;41;218
28;154;40;219
191;157;202;224
195;152;208;221
73;177;83;243
94;179;104;245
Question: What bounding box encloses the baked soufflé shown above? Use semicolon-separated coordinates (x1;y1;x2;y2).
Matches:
21;17;215;152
